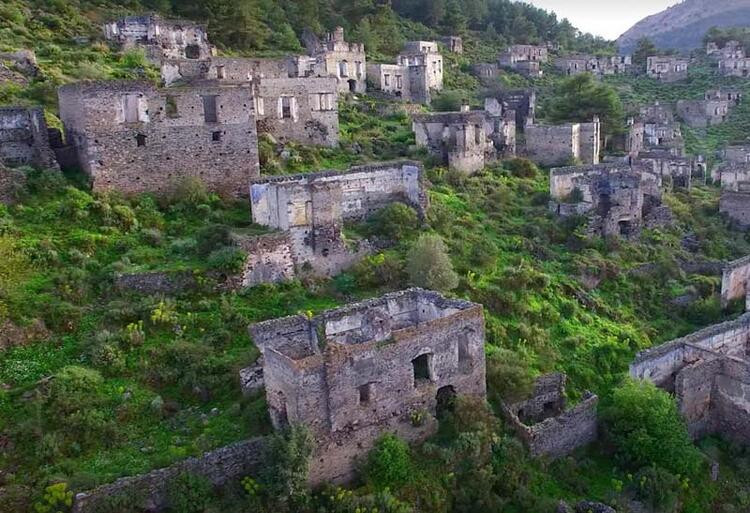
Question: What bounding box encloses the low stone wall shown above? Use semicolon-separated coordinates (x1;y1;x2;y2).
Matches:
721;255;750;307
234;232;296;287
72;438;268;513
114;271;198;295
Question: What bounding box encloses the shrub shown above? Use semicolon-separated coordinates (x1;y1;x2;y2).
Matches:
602;379;702;477
353;252;405;289
207;246;247;272
262;425;313;509
365;434;412;490
89;342;125;376
195;224;232;256
33;482;73;513
485;349;534;406
432;90;468;112
370;202;420;240
405;234;459;292
505;158;539;179
172;177;209;207
633;466;681;512
47;366;105;416
167;472;214;513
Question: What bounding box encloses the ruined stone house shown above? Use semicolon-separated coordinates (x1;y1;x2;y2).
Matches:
249;288;487;484
707;40;745;59
103;15;214;63
636;150;696;190
630;313;750;445
57;80;259;198
0;107;59;170
502;373;598;458
523;118;600;167
719;56;750;77
296;27;367;94
676;97;733;128
439;36;463;54
471;62;502;83
485;89;536;130
639;102;685;156
161;56;291;86
367;41;444;104
646;56;689;82
555;54;632;76
250;161;427;277
411;102;516;174
499;44;548;77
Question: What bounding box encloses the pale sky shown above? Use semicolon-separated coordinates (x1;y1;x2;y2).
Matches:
525;0;681;40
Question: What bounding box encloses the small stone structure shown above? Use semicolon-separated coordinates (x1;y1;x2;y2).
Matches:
161;56;291;86
636;150;696;190
472;62;502;82
630;313;750;444
250;160;427;276
0;107;59;170
485;89;536;129
721;255;750;308
249;288;487;484
57;80;260;198
708;40;745;59
367;41;443;104
646;56;689;82
712;40;750;77
499;44;548;77
71;438;267;513
296;27;367;94
639;102;685;156
439;36;463;54
103;14;214;63
233;232;296;288
549;162;665;239
555;54;632;76
411;101;516;173
720;191;750;229
676;89;740;128
524;118;601;167
502;373;598;458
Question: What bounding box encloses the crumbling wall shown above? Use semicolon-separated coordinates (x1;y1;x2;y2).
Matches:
525;123;578;167
71;438;267;513
712;357;750;444
720;191;750;228
0;107;59;170
58;81;259;198
579;119;601;165
676;99;730;128
675;358;723;439
721;255;750;307
234;232;296;287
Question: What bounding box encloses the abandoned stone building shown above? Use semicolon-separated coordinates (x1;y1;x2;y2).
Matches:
57;80;259;198
636;150;697;190
524;118;600;167
719;56;750;77
646;56;689;82
549;162;665;239
721;255;750;309
297;27;367;94
411;102;516;174
0;107;59;170
103;15;214;63
639;102;685;156
630;313;750;445
499;44;548;77
502;373;598;458
713;41;750;77
161;56;291;86
485;89;536;129
367;41;443;104
250;161;427;276
439;36;463;54
471;62;502;83
555;54;632;76
676;96;734;128
249;288;487;484
720;190;750;229
706;88;743;105
707;40;745;59
716;145;750;190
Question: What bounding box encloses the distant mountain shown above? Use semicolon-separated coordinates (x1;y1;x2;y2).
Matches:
617;0;750;53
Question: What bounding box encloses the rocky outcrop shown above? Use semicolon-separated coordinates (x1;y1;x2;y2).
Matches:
617;0;750;53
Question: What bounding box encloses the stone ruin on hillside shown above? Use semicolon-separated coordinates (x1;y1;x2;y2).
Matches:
249;288;487;484
549;162;671;240
554;54;632;77
631;313;750;445
367;40;444;104
646;55;689;82
498;44;548;77
717;145;750;229
502;373;598;458
721;255;750;309
524;117;601;167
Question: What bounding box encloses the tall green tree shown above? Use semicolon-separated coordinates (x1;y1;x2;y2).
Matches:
632;37;657;68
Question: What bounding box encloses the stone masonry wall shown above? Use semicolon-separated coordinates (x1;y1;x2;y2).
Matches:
525;123;578;167
720;191;750;228
721;255;750;307
0;107;59;170
72;438;267;513
234;231;296;287
58;81;259;198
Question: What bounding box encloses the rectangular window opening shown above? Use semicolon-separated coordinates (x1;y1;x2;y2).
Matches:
412;353;432;386
165;95;178;118
212;130;222;142
358;383;372;404
202;95;218;123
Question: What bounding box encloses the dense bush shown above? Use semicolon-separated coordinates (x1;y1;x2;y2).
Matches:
364;434;413;490
405;234;459;291
370;202;420;240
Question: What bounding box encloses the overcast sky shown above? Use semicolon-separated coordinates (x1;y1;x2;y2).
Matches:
525;0;681;40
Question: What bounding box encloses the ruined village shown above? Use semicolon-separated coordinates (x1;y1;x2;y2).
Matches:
5;1;750;512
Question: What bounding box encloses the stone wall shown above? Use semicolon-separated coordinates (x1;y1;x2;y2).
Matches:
525;123;578;167
0;163;25;205
676;99;731;128
249;288;486;484
647;56;689;82
720;191;750;228
503;373;599;458
721;255;750;307
301;27;367;94
58;81;259;198
256;77;339;147
114;271;198;295
0;107;59;170
234;232;296;287
72;438;267;513
161;57;290;86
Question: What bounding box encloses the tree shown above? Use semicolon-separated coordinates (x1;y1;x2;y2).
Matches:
365;434;413;490
633;37;657;68
546;73;625;139
601;379;702;477
406;234;459;292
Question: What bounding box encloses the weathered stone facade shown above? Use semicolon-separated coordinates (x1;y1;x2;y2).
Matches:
639;102;685;156
721;255;750;308
103;15;214;63
524;118;600;167
57;80;260;198
471;62;502;82
250;161;427;276
412;102;516;173
708;40;745;59
368;41;443;104
555;54;632;76
499;45;547;77
646;56;689;82
712;41;750;77
549;162;664;239
485;89;536;129
720;191;750;229
161;56;291;86
0;107;59;170
676;90;738;128
630;313;750;444
636;150;695;190
249;288;487;484
502;373;598;458
717;144;750;191
233;232;296;288
439;36;463;54
297;27;366;94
